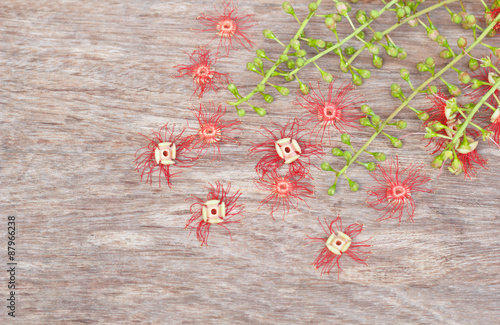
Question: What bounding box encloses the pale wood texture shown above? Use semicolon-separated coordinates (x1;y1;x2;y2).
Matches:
2;0;500;324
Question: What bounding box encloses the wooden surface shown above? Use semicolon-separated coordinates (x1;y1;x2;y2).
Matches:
2;0;500;324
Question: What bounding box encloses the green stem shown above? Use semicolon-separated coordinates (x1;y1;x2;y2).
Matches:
227;0;322;107
336;13;500;178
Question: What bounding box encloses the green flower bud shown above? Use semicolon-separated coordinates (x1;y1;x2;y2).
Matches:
368;44;379;55
465;14;476;26
439;49;453;59
452;13;462;24
373;31;382;41
370;10;380;20
470;78;482;89
425;57;435;68
340;61;349;73
391;83;402;93
253;57;263;69
352;73;363;86
333;13;342;22
256;49;267;58
321;71;334;83
372;115;381;125
459;71;471;84
228;83;241;97
356;10;367;24
282;2;294;15
448;84;462;97
427;29;439;41
336;2;348;16
296;49;307;57
256;84;265;93
436;35;448;47
246;62;259;73
391;137;403;148
417;111;430;121
262;93;274;103
290;40;300;51
253;106;267;116
457;37;467;48
469;58;479;71
431;155;443;168
398;49;408;60
279;54;288;62
321;162;334;171
237;108;246;117
348;179;359;192
358;69;371;79
263;29;276;39
360;117;372;126
287;59;295;69
357;31;365;40
408;19;418;27
275;85;290;96
404;5;411;16
373;55;383;68
345;46;356;56
365;162;376;171
327;183;337;196
417;62;429;72
361;104;372;114
316;39;326;48
308;3;318;12
325;17;337;31
427;85;438;95
373;152;386;161
400;68;410;81
325;41;334;49
341;133;351;145
343;150;352;161
296;58;305;68
284;74;294;82
396;8;405;19
300;82;310;95
332;148;344;156
396;120;407;130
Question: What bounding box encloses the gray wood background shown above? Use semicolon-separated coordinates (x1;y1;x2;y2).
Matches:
2;0;499;324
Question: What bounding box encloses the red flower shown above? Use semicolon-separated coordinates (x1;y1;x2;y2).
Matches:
456;150;488;178
186;181;244;246
422;90;455;153
174;47;229;99
306;216;371;279
196;0;256;56
466;56;500;107
294;79;364;145
248;118;324;178
186;102;242;161
486;108;500;145
254;171;314;219
134;124;196;188
485;7;500;35
367;156;433;225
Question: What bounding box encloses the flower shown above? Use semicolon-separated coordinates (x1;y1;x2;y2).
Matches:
485;108;500;145
294;79;364;145
254;171;314;219
248;117;324;178
174;47;230;99
306;216;371;279
367;156;433;224
186;102;242;160
466;56;500;107
134;124;196;188
485;7;500;35
196;0;256;56
423;91;487;178
186;181;244;246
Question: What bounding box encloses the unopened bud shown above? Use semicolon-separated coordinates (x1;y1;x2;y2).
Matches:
263;29;276;39
459;71;471;84
287;59;295;69
431;155;443;168
308;3;318;12
262;93;274;103
296;49;306;57
372;115;381;125
228;83;241;97
427;85;438;95
373;55;383;68
457;37;467;48
325;17;337;31
358;69;371;79
356;10;367;24
321;162;334;171
282;2;294;14
352;73;363;86
348;179;359;192
396;120;407;130
341;133;351;145
345;46;355;56
290;40;300;51
321;71;334;83
440;49;453;59
256;49;267;58
360;117;372;126
343;150;352;161
370;10;379;20
254;57;263;69
452;13;462;24
368;44;379;55
237;108;246;117
425;57;435;68
427;29;440;41
275;85;290;96
469;58;479;71
448;84;462;97
335;2;348;16
327;183;337;196
296;58;305;68
365;162;376;171
417;111;430;121
417;62;429;72
398;49;407;60
279;54;288;63
256;84;265;93
408;19;418;27
361;104;372;114
400;68;410;81
300;82;309;95
373;152;386;161
387;47;398;58
437;35;448;47
253;106;267;116
332;148;344;156
373;31;382;41
396;8;405;19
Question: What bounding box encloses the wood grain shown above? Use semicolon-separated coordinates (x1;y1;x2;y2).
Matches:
1;0;500;324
